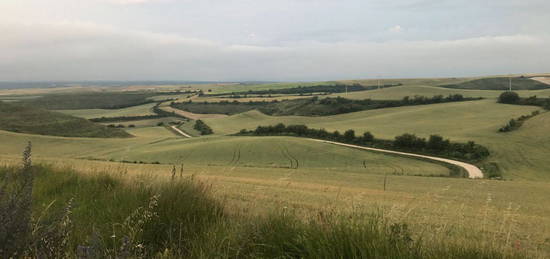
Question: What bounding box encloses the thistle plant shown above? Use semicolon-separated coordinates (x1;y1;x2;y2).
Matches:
0;142;34;258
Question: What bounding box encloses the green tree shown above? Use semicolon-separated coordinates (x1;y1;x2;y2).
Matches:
343;129;356;142
427;135;449;151
498;91;520;104
362;132;374;142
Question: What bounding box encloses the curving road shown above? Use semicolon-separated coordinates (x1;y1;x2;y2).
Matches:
311;139;483;179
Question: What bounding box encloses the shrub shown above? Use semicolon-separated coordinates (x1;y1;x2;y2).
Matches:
194;120;213;135
343;129;356;142
427;135;450;151
498;91;520;104
362;132;374;143
394;134;426;149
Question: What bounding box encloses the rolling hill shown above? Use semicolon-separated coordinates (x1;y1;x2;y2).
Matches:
204;99;548;180
0;101;132;138
440;77;550;90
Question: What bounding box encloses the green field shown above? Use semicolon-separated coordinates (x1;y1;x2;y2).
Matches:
205;99;548;180
1;129;549;257
56;103;157;119
0;130;448;177
125;126;177;138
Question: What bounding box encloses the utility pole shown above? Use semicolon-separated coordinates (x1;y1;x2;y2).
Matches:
509;77;512;91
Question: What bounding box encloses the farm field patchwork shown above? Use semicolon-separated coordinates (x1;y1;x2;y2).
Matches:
2;75;550;257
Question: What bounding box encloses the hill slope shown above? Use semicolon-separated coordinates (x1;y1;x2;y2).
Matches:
205;100;550;180
440;77;550;90
0;101;131;138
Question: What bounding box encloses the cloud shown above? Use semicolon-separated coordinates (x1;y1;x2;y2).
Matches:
389;25;402;33
0;21;549;81
104;0;172;5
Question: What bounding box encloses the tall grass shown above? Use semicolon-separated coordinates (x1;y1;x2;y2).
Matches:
0;145;528;258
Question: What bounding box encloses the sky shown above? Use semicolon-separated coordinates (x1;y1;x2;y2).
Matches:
0;0;549;81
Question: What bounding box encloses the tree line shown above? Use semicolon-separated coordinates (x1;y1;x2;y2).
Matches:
90;114;168;123
238;123;490;162
498;110;541;133
498;91;550;110
206;83;403;97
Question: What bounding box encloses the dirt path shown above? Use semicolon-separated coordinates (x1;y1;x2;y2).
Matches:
312;139;483;179
170;126;193;138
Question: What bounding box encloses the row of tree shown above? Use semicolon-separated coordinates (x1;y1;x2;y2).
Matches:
498;91;550;109
238;123;489;162
498;110;541;132
107;124;135;128
206;83;402;97
90;114;167;123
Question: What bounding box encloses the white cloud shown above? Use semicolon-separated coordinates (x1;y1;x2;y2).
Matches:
104;0;172;5
389;25;402;33
0;21;549;81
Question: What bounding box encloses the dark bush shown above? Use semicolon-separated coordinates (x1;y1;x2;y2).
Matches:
498;91;520;104
194;120;213;135
343;129;356;142
394;134;426;149
427;135;450;151
361;132;374;143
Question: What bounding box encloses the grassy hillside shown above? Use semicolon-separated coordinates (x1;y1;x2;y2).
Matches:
0;101;131;138
125;126;178;138
0;129;549;257
56;103;157;119
1;162;530;258
21;92;159;110
205;99;550;180
441;77;550;90
0;131;449;177
102;136;451;176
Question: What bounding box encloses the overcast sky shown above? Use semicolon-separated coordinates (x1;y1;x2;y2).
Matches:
1;0;549;81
